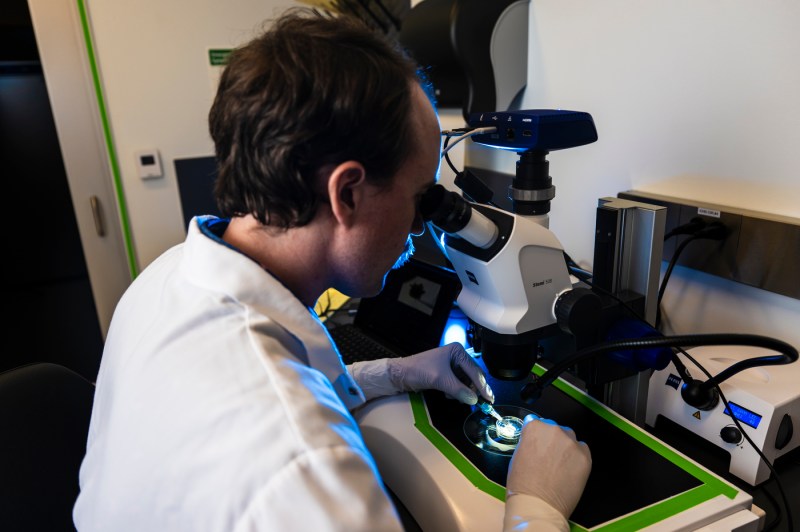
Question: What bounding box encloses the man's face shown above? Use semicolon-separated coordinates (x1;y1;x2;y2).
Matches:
349;84;441;296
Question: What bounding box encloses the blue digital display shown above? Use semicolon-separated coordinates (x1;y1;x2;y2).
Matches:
723;402;762;429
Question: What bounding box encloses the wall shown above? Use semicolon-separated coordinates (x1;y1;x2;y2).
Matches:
85;0;293;269
511;0;800;348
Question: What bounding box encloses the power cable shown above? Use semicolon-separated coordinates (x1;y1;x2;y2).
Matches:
562;252;794;530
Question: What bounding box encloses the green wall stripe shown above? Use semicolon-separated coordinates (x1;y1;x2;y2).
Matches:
76;0;138;278
410;364;740;530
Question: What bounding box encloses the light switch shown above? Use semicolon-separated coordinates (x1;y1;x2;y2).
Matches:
135;149;163;179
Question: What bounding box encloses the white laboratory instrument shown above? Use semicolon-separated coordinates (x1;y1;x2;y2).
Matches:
356;359;763;531
421;110;605;381
403;109;784;529
646;345;799;486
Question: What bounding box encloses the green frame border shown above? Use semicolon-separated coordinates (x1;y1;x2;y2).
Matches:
410;365;738;531
76;0;138;278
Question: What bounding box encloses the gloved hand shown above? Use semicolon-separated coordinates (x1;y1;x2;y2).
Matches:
504;414;591;528
348;342;494;404
389;342;494;404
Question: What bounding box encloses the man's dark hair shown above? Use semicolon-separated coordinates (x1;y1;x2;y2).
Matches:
209;8;428;228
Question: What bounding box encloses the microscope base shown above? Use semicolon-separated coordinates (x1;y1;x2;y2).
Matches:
356;359;760;531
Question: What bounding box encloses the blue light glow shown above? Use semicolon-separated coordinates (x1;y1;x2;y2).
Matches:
723;402;762;429
442;322;467;348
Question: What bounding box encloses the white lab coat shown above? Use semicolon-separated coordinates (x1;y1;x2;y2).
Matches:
73;216;403;532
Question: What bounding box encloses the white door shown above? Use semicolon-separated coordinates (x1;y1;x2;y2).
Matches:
28;0;133;337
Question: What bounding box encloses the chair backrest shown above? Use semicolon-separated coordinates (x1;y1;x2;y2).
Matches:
0;363;95;532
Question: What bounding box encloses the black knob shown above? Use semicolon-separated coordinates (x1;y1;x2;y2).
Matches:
555;288;602;338
720;426;742;444
680;379;720;411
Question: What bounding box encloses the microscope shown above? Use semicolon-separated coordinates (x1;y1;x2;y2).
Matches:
422;109;665;400
424;110;797;418
354;109;797;531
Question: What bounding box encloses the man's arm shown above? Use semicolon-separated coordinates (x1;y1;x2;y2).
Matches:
347;342;494;404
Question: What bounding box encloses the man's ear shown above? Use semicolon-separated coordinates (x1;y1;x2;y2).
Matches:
327;161;367;227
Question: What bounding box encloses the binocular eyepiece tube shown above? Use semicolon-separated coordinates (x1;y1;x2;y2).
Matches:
420;185;498;249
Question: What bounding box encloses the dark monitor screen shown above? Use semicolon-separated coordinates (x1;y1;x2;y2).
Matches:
354;258;461;355
174;155;220;231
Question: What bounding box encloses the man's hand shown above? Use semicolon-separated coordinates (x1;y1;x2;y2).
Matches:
347;343;493;404
387;342;494;405
505;414;591;521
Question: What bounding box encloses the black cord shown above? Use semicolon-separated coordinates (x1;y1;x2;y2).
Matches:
533;289;795;526
664;217;707;240
759;477;785;531
442;134;461;177
560;250;793;528
658;234;700;304
567;253;740;399
524;333;797;404
679;347;792;531
656;221;727;329
564;255;594;283
656;234;701;328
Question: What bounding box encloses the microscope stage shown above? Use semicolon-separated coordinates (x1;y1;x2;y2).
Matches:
356;358;759;531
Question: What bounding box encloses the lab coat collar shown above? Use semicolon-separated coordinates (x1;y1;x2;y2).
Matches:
181;216;366;410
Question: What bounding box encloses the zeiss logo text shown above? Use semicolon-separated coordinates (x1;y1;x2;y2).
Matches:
665;374;682;390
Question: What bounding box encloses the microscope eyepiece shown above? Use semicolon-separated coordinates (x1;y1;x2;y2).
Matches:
420;184;471;233
420;185;498;249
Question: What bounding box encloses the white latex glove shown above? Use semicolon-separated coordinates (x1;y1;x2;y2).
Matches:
348;342;494;404
504;414;591;531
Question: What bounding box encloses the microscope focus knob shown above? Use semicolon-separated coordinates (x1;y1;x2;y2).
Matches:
555;288;602;338
720;426;743;444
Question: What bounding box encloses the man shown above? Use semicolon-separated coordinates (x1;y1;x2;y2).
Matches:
74;8;590;531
